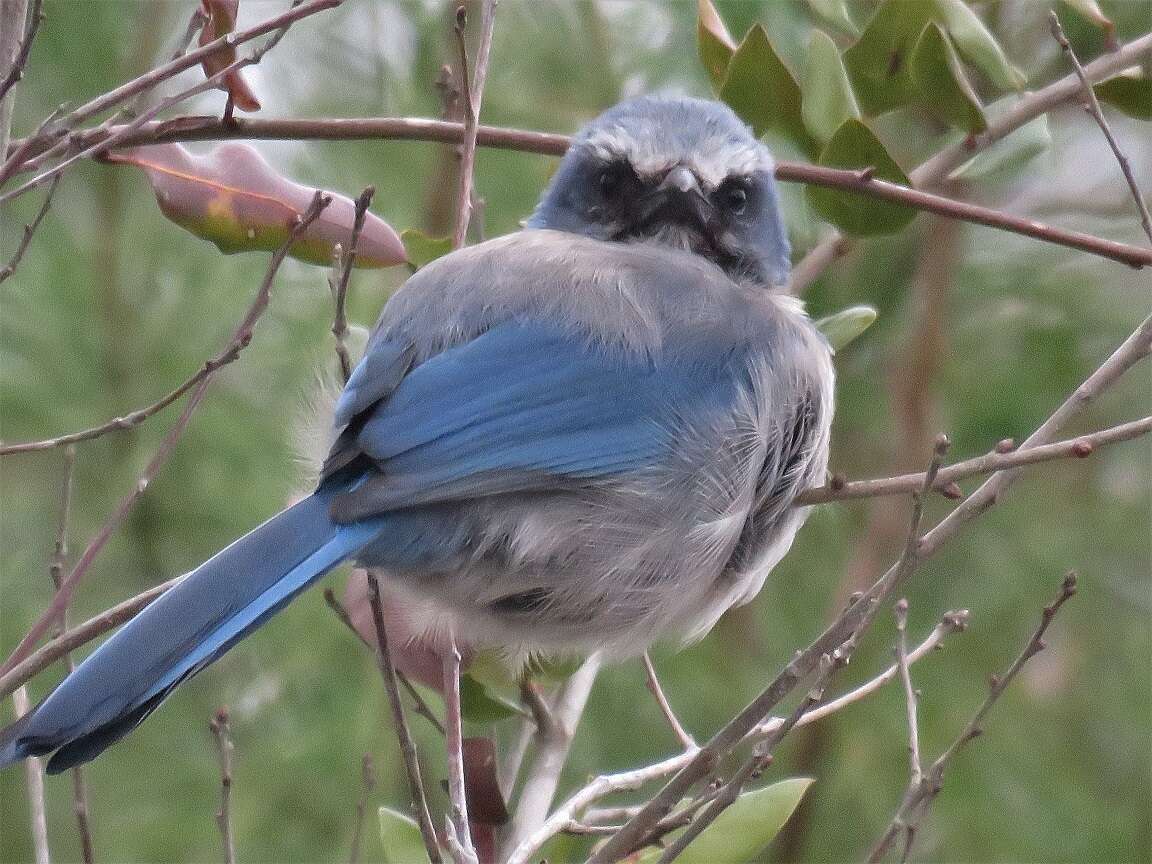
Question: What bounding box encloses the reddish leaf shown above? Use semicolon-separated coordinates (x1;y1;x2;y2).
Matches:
199;0;261;112
463;738;510;825
106;143;406;267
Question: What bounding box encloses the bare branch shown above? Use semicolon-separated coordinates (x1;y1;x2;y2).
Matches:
365;572;442;864
1050;12;1152;247
348;754;376;864
0;169;57;284
867;573;1079;863
790;30;1152;293
442;635;479;864
797;416;1152;505
643;653;696;750
894;599;922;798
11;686;50;864
329;186;374;383
209;707;236;864
0;0;41;103
451;0;497;249
0;193;331;678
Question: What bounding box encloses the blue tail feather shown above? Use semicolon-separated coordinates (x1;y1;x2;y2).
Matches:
0;485;381;773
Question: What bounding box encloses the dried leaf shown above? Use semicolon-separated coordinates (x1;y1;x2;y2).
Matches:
697;0;737;92
912;23;988;133
107;143;406;268
199;0;261;112
719;24;818;158
802;29;861;144
806;119;916;235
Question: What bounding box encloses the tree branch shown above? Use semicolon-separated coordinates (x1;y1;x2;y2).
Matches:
867;573;1078;863
0;193;331;678
209;707;236;864
0;0;40;103
797;415;1151;505
329;185;374;382
1049;11;1152;247
451;0;496;250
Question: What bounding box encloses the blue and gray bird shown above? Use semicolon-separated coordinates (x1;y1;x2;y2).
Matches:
0;95;834;772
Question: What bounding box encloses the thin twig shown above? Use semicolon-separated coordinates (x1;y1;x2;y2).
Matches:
588;438;950;864
0;169;58;284
0;0;41;102
0;193;331;678
365;572;442;864
209;707;236;864
1050;12;1152;247
642;653;695;749
329;186;374;382
441;635;479;864
0;576;181;701
500;656;602;863
867;573;1079;863
348;753;376;864
797;416;1152;505
11;686;50;864
894;599;922;794
790;30;1152;292
451;0;497;249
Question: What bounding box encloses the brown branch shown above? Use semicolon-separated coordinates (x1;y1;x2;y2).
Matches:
348;753;376;864
587;439;951;864
365;571;443;864
790;30;1152;293
1049;12;1152;247
209;707;236;864
441;635;479;864
894;599;922;816
797;415;1152;505
329;186;374;383
11;686;50;864
6;115;1149;270
0;0;41;102
451;0;496;249
867;573;1079;863
0;193;331;679
642;653;695;750
0;576;180;701
0;169;57;284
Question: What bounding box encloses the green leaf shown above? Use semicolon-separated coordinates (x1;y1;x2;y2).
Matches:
815;305;878;350
934;0;1026;92
806;0;859;36
806;119;916;235
697;0;736;92
950;98;1051;180
638;779;814;864
911;23;987;133
1095;75;1152;120
719;24;819;158
802;30;861;144
378;806;429;864
843;0;934;116
460;673;524;724
525;654;584;682
1061;0;1115;36
401;229;453;271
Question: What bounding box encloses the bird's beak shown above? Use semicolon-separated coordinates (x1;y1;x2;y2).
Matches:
651;166;712;231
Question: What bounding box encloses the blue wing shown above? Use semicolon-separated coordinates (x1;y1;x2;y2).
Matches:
328;319;744;522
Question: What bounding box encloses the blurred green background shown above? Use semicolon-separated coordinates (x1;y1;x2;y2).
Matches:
1;1;1149;862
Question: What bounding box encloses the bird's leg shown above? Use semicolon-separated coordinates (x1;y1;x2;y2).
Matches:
442;633;479;864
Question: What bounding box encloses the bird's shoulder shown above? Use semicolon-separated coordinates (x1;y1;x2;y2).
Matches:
372;229;812;364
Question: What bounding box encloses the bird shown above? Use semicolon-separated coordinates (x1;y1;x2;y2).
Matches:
0;95;834;773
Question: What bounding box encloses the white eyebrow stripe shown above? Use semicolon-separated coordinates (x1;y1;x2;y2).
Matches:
582;129;774;189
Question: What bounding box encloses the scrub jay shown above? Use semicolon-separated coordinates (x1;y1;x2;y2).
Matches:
1;95;834;772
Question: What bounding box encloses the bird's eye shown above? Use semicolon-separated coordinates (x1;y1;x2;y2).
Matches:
720;182;748;215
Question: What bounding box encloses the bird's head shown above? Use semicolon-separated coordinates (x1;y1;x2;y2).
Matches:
528;95;791;287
